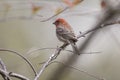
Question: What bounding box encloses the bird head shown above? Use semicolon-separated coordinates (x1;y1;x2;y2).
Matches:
53;18;67;26
53;18;73;31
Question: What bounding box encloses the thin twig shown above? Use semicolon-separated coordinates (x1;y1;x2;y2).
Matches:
38;51;101;65
0;59;11;80
101;20;120;27
0;58;7;72
0;48;37;76
34;47;62;80
77;19;120;39
27;47;101;55
40;7;69;22
26;47;73;55
0;68;29;80
39;0;84;22
9;72;29;80
0;68;10;80
49;61;104;80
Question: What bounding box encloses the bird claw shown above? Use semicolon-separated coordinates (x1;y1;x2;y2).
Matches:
82;35;85;37
57;45;63;50
79;31;82;34
79;31;85;37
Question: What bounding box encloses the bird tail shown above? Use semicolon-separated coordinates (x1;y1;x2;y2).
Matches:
69;41;79;55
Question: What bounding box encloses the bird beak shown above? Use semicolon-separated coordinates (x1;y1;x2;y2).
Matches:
53;22;55;25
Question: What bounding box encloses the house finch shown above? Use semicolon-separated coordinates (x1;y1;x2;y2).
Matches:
53;18;79;55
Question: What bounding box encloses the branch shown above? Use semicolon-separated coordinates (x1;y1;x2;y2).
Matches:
0;68;29;80
9;72;29;80
0;59;11;80
77;18;120;39
34;47;63;80
0;58;29;80
0;48;37;76
101;19;120;27
0;59;7;72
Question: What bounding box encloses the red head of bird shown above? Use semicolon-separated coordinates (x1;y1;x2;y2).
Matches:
53;18;73;31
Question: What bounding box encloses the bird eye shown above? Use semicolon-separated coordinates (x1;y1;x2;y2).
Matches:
56;21;60;25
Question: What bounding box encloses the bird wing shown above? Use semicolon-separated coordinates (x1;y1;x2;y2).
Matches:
56;27;77;42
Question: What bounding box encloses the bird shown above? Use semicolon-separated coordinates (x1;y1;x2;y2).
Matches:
53;18;79;55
